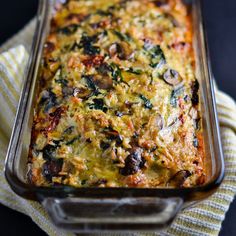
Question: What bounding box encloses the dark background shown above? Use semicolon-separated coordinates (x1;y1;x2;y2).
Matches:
0;0;235;235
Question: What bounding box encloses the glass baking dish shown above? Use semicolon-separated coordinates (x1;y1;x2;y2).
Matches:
5;0;224;233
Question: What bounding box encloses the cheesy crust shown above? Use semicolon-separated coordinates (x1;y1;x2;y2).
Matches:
28;0;206;188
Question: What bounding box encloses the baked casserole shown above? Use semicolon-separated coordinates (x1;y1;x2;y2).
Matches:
28;0;205;188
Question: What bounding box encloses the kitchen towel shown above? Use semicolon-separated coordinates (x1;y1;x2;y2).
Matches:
0;19;236;236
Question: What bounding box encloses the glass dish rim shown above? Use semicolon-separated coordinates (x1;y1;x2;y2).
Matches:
4;0;225;202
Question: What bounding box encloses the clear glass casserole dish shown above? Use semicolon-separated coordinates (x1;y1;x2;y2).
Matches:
5;0;224;232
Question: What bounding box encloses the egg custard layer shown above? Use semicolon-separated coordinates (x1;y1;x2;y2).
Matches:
28;0;206;188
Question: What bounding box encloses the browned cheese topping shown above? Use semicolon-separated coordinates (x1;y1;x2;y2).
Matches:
28;0;206;188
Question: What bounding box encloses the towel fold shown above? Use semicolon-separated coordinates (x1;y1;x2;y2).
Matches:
0;20;235;236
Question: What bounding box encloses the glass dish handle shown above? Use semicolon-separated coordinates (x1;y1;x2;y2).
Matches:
42;197;183;232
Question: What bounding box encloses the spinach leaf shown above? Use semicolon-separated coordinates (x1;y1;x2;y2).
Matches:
170;86;184;107
40;89;57;112
58;24;79;35
79;34;100;55
55;78;68;86
126;67;143;75
89;98;108;113
113;30;131;42
83;75;99;95
139;94;153;109
110;63;129;86
63;126;74;135
42;144;57;161
143;42;166;68
66;135;81;145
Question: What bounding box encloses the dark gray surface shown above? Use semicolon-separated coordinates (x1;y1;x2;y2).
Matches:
202;0;236;100
0;0;235;235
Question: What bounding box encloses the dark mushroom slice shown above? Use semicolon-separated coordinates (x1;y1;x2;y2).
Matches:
167;170;191;187
163;69;183;86
62;86;74;97
104;128;123;145
42;158;64;182
92;74;113;90
73;87;92;99
44;42;55;54
40;89;57;112
120;147;145;176
191;79;199;106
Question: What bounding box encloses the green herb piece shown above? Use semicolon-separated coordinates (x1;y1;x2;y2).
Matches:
110;63;129;86
113;30;131;41
40;89;57;112
42;144;57;160
170;85;184;107
79;34;100;55
63;126;74;135
55;78;68;86
89;98;108;113
58;24;79;35
126;67;143;75
83;75;99;95
66;135;81;145
143;42;166;68
139;94;153;109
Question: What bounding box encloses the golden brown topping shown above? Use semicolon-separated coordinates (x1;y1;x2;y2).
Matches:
28;0;205;188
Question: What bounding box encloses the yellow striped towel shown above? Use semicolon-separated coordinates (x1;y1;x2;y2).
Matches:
0;20;236;236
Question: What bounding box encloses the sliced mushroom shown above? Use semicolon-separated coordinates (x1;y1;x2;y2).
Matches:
120;147;145;176
62;86;74;96
191;79;199;106
44;42;55;54
155;114;164;130
42;158;63;182
73;87;91;99
104;128;123;145
108;42;132;60
163;69;182;86
92;74;113;90
168;170;191;187
108;42;125;59
149;113;164;130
